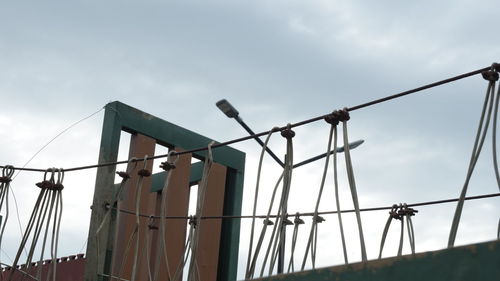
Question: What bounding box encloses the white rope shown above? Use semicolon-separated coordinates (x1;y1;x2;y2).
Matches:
287;213;303;273
378;204;398;259
130;156;150;281
246;172;284;279
8;168;64;281
332;125;348;264
262;126;294;276
449;78;496;247
342;120;367;261
155;151;178;281
245;127;279;278
301;124;334;270
187;142;215;281
0;166;14;267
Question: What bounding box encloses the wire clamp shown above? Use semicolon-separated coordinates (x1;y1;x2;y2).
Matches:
116;171;130;179
294;213;304;225
283;218;294;226
138;169;151;177
263;218;274;226
482;70;499;82
313;215;325;223
281;123;295;139
160;162;176;171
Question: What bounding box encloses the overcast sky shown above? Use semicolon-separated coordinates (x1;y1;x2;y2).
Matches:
1;0;499;279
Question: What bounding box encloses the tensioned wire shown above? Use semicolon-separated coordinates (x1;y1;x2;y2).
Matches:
2;64;498;174
114;192;500;221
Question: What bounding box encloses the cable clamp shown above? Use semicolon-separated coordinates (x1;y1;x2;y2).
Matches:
160;162;176;171
482;70;499;82
148;216;158;230
313;215;325;223
281;123;295;139
263;218;274;226
0;165;14;183
294;213;304;225
283;218;294;226
138;169;152;177
116;171;130;179
189;215;198;228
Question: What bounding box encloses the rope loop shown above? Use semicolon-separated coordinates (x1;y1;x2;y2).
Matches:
36;168;64;190
281;123;295;139
0;165;14;183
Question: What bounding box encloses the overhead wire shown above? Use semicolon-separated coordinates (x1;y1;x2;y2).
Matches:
2;64;498;175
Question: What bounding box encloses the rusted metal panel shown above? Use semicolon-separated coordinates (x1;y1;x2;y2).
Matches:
2;254;85;281
252;240;500;281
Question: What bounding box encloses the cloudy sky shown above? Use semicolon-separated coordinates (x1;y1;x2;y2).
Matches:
1;0;499;279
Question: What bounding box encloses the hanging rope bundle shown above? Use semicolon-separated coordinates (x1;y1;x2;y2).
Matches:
115;155;151;281
301;119;335;270
338;109;368;261
9;168;64;281
263;124;295;276
327;112;349;265
245;127;279;279
448;65;500;247
153;151;178;281
187;141;215;281
378;204;417;259
95;157;136;280
287;213;303;273
0;165;14;264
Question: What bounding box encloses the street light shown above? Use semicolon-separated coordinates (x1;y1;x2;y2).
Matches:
216;99;364;169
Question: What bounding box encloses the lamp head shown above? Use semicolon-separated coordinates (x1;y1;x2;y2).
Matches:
216;99;239;118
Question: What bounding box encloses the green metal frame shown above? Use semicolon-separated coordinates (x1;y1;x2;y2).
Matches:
84;101;245;281
253;240;500;281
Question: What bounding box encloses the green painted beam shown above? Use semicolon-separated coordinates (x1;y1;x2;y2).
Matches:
108;101;245;171
253;240;500;281
151;161;204;191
